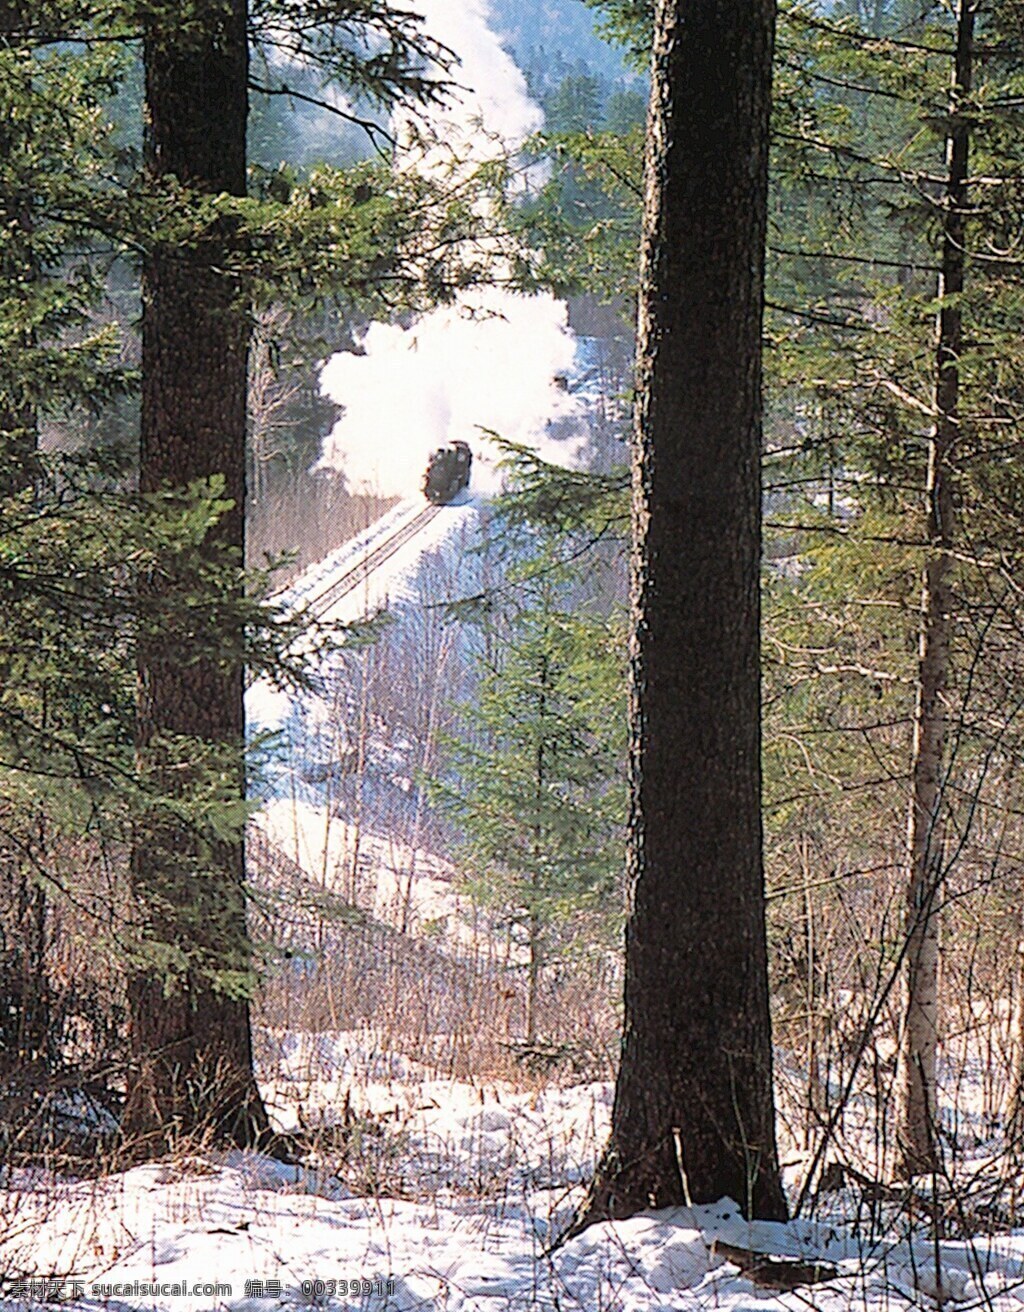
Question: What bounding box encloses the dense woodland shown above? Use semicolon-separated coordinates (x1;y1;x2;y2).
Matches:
3;0;1024;1302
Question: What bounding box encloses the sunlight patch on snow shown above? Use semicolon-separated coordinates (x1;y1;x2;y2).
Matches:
257;797;468;940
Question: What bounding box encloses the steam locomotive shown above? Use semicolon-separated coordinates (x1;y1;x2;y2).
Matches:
422;440;472;504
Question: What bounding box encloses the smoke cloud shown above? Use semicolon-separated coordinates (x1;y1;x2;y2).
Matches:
317;0;584;500
400;0;542;150
320;291;582;497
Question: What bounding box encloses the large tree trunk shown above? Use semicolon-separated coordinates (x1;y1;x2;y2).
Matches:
897;0;974;1181
124;0;270;1152
574;0;786;1228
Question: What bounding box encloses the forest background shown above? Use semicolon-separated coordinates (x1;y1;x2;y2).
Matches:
2;0;1024;1243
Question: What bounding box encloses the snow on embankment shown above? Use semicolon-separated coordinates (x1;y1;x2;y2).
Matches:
257;796;468;942
245;499;423;730
278;498;427;617
245;494;482;935
245;495;478;735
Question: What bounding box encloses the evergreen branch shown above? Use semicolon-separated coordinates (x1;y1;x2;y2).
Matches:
775;50;948;112
765;301;877;331
768;244;941;273
782;7;961;57
773;129;948;187
765;521;928;546
248;80;394;151
806;374;936;419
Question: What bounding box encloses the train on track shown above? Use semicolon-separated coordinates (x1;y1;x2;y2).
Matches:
422;440;472;504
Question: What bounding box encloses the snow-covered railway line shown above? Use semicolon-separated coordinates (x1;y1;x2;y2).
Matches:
300;502;442;620
247;494;475;734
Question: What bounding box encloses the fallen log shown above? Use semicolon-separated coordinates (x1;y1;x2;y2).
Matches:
711;1239;839;1290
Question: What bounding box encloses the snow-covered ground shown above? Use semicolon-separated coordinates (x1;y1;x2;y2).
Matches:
6;1033;1024;1311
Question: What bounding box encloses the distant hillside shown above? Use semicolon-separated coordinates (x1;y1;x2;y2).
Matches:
490;0;639;91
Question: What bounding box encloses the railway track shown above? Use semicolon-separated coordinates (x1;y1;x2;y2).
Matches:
302;502;443;620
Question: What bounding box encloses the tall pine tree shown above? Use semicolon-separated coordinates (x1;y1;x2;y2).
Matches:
436;518;625;1048
576;0;787;1225
124;0;269;1148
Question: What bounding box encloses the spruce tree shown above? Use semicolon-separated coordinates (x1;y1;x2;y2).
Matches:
0;4;136;1079
765;0;1024;1182
437;546;625;1047
0;0;502;1143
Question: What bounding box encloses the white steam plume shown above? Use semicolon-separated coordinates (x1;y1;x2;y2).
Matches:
320;291;581;496
317;0;583;500
396;0;542;152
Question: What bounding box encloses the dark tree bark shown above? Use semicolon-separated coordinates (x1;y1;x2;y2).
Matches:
573;0;786;1227
123;0;270;1151
897;0;975;1181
